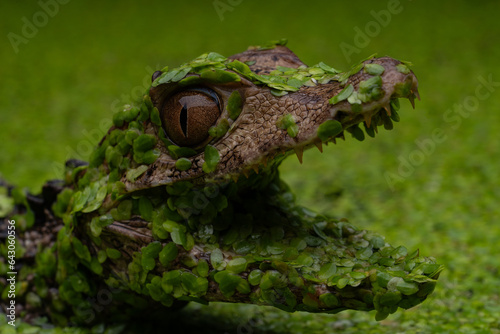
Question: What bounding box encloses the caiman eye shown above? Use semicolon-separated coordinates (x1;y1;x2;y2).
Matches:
161;88;221;147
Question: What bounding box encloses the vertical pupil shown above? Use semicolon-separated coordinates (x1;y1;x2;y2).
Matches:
180;104;188;137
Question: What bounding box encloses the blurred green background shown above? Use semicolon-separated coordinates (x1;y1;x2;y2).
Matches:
1;0;500;333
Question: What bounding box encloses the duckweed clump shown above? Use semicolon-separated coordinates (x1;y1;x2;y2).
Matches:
0;41;439;332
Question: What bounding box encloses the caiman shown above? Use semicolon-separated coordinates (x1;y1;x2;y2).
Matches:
0;40;442;332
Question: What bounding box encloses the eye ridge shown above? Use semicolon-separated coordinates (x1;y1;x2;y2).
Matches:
188;87;220;107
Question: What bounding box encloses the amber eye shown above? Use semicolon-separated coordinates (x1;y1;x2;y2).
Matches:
161;88;221;147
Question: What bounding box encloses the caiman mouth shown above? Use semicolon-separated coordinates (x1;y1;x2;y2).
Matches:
239;56;420;170
117;47;419;192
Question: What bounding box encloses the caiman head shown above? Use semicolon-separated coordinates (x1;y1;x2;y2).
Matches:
116;43;419;192
41;42;441;326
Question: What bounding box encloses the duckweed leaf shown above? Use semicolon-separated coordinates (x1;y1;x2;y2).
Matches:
339;63;364;84
150;107;161;126
175;158;192;171
208;118;230;138
359;76;383;95
317;120;343;141
329;84;354;105
214;271;241;297
202;145;220;173
72;238;91;263
171;228;187;247
82;186;107;213
71;190;89;213
112;200;132;221
296;254;314;267
106;248;121;260
126;165;149;182
364;63;385;75
379;291;402;306
318;263;337;280
172;67;192;82
200;69;240;83
90;258;103;275
248;270;263;286
278;113;295;129
395;279;419;295
159;243;178;266
207;52;226;62
349;124;365;142
168;145;197;159
133;134;157;153
210;248;225;271
391;246;408;259
227;90;243;120
319;293;340;307
396;63;410;74
226;60;253;76
318;62;340;74
142;242;162;259
178;75;204;86
153;69;177;87
394;80;412;97
236;279;251;294
97;250;107;263
271;89;289;97
286;78;304;89
196;260;209;277
227;258;247;274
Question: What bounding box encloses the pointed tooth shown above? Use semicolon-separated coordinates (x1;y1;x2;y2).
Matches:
364;113;372;128
294;146;304;164
314;141;323;153
384;106;391;116
252;165;259;174
231;174;239;183
262;158;268;167
339;132;345;141
371;115;380;133
324;141;329;146
408;94;416;109
242;170;250;178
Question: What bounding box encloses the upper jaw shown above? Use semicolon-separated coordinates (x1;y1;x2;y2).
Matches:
123;53;418;192
213;56;419;179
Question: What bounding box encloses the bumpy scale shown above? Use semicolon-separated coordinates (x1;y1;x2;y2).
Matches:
0;41;442;331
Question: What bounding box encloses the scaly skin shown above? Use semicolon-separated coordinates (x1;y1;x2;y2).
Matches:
0;42;442;330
